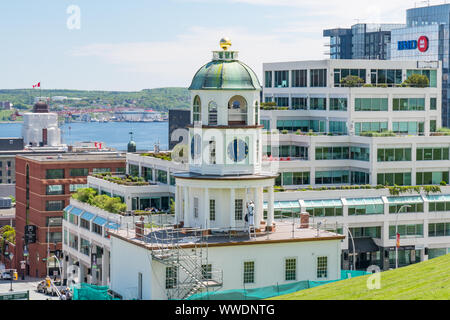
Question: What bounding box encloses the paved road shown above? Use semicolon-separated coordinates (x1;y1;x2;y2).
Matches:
0;278;59;300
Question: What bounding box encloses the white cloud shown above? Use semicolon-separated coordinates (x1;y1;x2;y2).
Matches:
70;0;423;90
70;26;325;89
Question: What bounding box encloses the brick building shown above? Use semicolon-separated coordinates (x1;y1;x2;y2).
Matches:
14;153;126;278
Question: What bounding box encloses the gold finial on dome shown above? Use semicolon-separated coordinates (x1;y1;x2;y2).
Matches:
220;37;232;50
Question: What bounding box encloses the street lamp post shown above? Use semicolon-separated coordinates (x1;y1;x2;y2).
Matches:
341;224;356;271
395;204;412;269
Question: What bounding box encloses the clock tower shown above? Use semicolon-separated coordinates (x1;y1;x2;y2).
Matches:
174;38;277;232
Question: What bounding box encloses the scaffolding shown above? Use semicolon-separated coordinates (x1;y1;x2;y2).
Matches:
137;226;223;300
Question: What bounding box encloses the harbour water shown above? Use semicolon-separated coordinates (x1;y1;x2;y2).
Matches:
0;122;169;151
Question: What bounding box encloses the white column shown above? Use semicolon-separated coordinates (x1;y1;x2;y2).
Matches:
230;188;235;229
183;186;190;227
204;188;209;229
255;187;263;229
267;186;274;231
175;186;180;224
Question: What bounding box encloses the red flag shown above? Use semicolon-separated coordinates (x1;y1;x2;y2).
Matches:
396;233;400;248
32;82;41;88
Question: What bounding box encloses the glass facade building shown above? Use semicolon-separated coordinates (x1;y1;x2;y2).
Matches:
324;23;405;60
391;4;450;127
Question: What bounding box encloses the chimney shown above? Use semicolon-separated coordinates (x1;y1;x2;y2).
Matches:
135;216;145;240
300;212;309;229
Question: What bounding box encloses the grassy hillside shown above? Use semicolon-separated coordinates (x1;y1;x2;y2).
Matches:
271;254;450;300
0;87;190;111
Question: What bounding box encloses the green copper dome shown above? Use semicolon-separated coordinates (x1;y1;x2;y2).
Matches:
189;60;261;91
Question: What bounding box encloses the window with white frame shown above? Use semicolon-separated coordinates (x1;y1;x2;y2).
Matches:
165;266;177;289
209;140;216;164
285;258;297;281
243;261;255;284
317;256;328;278
193;96;201;123
194;197;199;218
209;199;216;221
235;199;243;220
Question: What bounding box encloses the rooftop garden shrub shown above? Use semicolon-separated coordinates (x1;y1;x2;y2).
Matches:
360;131;396;137
140;152;172;161
72;188;127;214
340;75;365;87
403;74;429;88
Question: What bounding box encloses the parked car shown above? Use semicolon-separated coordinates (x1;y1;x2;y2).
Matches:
1;271;12;280
37;280;47;293
46;281;65;296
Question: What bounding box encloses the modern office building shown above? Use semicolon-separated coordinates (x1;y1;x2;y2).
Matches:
14;153;126;278
324;23;405;60
389;3;450;127
262;59;441;137
256;57;449;269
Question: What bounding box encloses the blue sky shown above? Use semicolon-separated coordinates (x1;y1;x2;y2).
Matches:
0;0;421;91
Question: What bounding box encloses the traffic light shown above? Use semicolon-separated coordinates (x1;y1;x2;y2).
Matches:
13;272;18;281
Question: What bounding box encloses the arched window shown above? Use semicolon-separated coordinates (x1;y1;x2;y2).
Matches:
208;101;217;125
228;95;247;125
193;96;201;123
255;101;259;125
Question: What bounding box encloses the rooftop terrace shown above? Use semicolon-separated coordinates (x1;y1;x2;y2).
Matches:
110;220;345;250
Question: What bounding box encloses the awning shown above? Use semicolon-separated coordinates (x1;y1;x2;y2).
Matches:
70;207;83;216
426;194;450;202
81;211;95;221
105;221;120;230
303;199;343;208
346;197;383;206
93;216;108;226
63;205;73;212
348;238;379;254
263;201;300;210
387;196;423;204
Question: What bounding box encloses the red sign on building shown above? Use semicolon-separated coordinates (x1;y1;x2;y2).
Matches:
418;36;429;53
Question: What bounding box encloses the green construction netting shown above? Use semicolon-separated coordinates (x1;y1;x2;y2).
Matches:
72;283;119;300
187;270;369;300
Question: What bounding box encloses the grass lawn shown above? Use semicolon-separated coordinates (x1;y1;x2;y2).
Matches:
270;253;450;300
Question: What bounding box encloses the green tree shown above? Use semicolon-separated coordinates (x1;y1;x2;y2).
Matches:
340;75;365;87
72;188;98;203
403;74;429;88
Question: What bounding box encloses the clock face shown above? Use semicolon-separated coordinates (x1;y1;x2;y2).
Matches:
227;139;248;162
191;134;202;160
